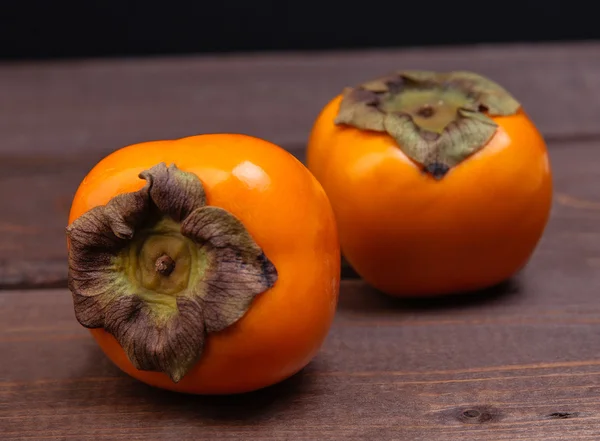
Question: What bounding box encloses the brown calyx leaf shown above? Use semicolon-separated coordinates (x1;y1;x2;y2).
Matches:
181;206;278;333
66;163;278;382
102;295;205;384
334;70;521;179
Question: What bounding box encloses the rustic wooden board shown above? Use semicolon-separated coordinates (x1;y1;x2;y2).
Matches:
2;40;600;441
2;41;600;288
0;41;599;160
2;275;600;441
2;138;599;288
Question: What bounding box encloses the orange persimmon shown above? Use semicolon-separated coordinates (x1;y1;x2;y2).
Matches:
306;70;552;297
66;133;340;394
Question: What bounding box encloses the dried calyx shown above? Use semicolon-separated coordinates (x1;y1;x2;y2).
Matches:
66;163;278;382
334;70;521;179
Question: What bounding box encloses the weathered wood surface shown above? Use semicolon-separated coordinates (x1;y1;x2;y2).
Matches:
1;41;600;440
2;41;600;288
1;42;600;159
2;278;600;440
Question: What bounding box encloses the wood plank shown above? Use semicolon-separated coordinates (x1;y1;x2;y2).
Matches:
0;41;599;161
2;278;600;440
2;139;599;288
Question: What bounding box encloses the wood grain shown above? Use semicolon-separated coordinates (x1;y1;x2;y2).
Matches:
2;138;599;288
2;41;600;288
2;42;600;441
0;41;599;159
2;280;600;441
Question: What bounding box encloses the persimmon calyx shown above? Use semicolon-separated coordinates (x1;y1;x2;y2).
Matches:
334;70;521;179
66;163;278;383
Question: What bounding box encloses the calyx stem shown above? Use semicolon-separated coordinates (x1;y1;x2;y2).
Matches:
334;70;521;179
155;254;176;276
66;163;278;382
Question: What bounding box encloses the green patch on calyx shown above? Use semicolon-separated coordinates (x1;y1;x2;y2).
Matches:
334;70;521;179
66;163;278;383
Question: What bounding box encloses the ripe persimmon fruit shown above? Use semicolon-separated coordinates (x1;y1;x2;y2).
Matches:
66;133;340;394
306;70;553;297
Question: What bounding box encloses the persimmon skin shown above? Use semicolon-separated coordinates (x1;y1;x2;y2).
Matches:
68;133;340;394
307;95;553;297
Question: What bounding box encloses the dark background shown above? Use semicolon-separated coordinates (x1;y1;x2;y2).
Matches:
0;0;597;60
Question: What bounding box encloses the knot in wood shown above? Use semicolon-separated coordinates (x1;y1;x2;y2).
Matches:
456;406;497;424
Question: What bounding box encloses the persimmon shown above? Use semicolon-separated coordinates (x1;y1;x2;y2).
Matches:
306;70;552;297
66;133;340;394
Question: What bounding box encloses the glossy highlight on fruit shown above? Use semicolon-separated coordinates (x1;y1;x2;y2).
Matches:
306;70;553;297
67;133;340;394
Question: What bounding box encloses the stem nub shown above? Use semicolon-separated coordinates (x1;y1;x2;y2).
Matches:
334;70;521;179
155;254;175;276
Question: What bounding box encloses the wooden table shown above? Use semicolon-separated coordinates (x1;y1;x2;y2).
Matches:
1;41;600;440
